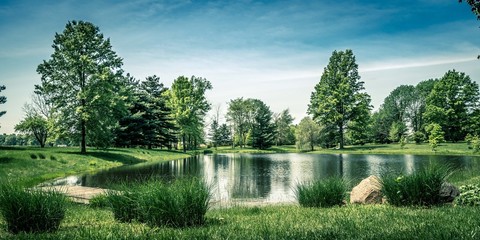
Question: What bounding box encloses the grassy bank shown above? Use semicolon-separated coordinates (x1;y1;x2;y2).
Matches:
1;203;479;239
211;142;480;156
0;147;190;186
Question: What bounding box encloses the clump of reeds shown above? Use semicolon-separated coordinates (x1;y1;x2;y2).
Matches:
294;177;347;208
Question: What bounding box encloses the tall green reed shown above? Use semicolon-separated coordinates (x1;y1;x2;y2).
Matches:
294;177;347;207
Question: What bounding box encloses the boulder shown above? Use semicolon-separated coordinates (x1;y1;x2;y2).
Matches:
350;175;383;204
440;182;460;202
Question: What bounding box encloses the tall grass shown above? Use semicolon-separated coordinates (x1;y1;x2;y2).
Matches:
294;177;347;207
0;183;69;234
106;177;212;228
381;165;452;206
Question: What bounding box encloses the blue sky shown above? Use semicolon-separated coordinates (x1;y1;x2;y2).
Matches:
0;0;479;134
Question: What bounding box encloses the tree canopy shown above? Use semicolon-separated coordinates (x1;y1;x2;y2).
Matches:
308;49;371;149
36;20;129;153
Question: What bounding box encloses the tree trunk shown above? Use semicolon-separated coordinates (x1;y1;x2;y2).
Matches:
339;124;344;149
81;118;86;154
182;133;186;153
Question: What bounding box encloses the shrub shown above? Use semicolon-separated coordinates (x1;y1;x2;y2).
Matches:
107;178;212;228
454;184;480;206
0;184;68;234
38;153;46;159
137;178;212;228
381;165;451;206
413;131;426;144
106;189;140;223
294;177;347;208
30;153;37;159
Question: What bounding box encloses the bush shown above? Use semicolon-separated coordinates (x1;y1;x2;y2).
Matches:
412;131;425;144
107;178;212;228
0;184;68;234
454;184;480;206
106;188;141;223
38;153;46;159
294;177;347;208
30;153;37;159
138;178;212;227
381;165;451;206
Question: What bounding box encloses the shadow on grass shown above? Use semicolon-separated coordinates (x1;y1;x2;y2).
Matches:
64;152;146;165
0;157;13;164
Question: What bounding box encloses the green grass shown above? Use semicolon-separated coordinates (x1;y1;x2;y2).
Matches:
381;165;452;206
210;142;480;156
0;147;190;187
295;177;347;208
1;204;480;239
0;183;69;234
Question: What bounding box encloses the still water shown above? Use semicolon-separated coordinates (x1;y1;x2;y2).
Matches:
54;153;480;204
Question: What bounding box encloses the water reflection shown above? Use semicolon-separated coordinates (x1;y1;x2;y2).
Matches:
59;153;480;204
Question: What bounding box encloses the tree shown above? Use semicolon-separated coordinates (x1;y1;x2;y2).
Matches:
273;109;295;146
226;98;250;148
308;49;371;149
426;123;445;152
167;76;212;152
295;117;321;151
424;70;479;142
388;121;407;143
460;0;480;58
248;99;275;149
36;20;129;153
0;85;5;120
217;123;232;146
14;114;48;147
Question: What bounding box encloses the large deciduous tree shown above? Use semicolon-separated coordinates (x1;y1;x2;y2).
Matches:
226;97;250;148
167;76;212;152
36;21;129;153
308;49;371;149
424;70;479;142
15;114;48;148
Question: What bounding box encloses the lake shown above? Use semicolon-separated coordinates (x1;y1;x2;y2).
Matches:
50;153;480;205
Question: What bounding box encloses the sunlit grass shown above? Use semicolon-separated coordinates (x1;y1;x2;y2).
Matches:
0;147;190;187
1;204;480;239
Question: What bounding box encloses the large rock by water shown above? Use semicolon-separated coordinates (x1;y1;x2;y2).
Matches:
440;182;460;203
350;175;383;204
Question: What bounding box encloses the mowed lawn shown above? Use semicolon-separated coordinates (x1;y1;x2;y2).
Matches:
0;146;190;186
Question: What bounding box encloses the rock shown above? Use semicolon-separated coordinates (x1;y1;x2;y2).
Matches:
440;182;460;202
350;175;383;204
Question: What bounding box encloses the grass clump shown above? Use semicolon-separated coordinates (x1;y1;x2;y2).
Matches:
38;153;46;159
294;177;347;207
106;177;212;228
381;165;452;206
0;183;69;234
30;153;37;159
454;184;480;206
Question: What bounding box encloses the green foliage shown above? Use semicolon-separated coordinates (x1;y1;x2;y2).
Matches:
167;76;212;152
426;123;445;151
295;177;347;208
116;75;177;149
0;183;68;234
381;165;451;206
471;135;480;153
106;178;212;228
295;117;321;151
273;109;295;146
388;121;407;143
308;49;371;149
454;184;480;206
106;189;140;223
88;194;109;208
30;153;37;159
399;135;407;149
36;20;130;153
15;114;49;148
424;70;480;142
413;131;426;144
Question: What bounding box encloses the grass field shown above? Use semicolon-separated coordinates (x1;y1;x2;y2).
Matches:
0;147;190;186
1;203;479;239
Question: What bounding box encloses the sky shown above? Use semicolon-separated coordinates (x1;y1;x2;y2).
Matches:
0;0;479;134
